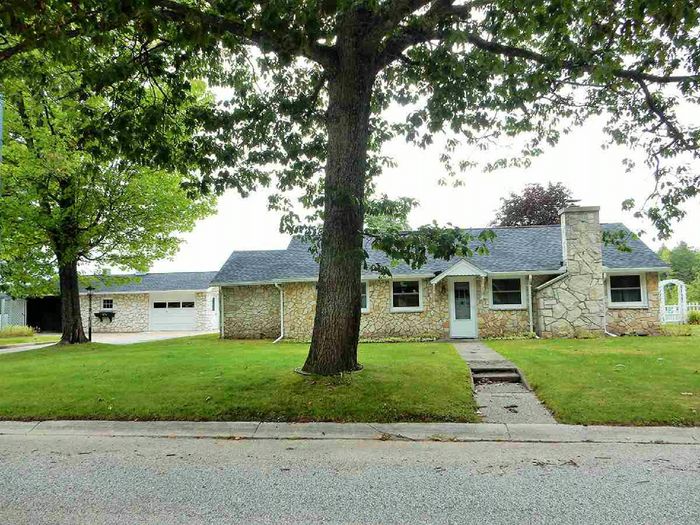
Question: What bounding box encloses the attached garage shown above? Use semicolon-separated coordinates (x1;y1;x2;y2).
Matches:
149;292;197;331
75;271;219;334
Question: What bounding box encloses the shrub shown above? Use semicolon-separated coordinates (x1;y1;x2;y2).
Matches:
660;324;692;337
0;325;35;338
687;310;700;325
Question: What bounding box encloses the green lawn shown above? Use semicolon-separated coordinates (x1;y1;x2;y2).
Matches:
0;334;60;346
489;336;700;426
0;336;477;422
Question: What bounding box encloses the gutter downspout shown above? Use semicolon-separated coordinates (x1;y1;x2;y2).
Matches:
527;274;539;338
602;272;618;337
218;286;224;339
273;283;284;343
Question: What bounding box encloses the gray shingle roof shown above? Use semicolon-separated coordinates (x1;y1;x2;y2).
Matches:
212;223;668;285
81;272;218;293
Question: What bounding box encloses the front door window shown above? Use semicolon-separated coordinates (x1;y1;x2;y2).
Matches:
454;282;471;319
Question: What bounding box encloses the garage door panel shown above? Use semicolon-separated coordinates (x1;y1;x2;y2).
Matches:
150;293;196;331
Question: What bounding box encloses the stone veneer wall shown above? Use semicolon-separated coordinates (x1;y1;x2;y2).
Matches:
476;277;533;338
283;280;450;341
361;280;449;340
195;290;219;332
222;285;280;339
222;278;545;341
536;207;606;338
79;293;149;333
606;273;661;335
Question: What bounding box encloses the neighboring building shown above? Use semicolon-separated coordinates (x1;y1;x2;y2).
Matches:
0;294;27;329
16;272;219;333
212;206;669;340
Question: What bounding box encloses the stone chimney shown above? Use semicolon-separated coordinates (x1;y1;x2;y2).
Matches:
560;206;603;275
534;206;606;337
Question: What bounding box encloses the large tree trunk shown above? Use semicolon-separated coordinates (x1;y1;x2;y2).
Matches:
58;257;88;344
302;23;376;375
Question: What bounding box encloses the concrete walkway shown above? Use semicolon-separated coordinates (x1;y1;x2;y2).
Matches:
0;342;56;355
0;420;697;444
453;341;557;424
0;331;215;354
92;331;215;344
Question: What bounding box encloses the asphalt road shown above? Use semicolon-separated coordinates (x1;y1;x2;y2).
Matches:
1;434;698;524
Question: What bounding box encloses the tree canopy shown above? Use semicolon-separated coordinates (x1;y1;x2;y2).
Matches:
2;1;698;238
659;242;700;303
492;182;574;226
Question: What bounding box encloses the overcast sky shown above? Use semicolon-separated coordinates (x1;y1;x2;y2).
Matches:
150;118;699;273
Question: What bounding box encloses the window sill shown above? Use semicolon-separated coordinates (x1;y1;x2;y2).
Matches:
489;305;526;311
608;304;648;310
361;309;369;314
390;307;424;313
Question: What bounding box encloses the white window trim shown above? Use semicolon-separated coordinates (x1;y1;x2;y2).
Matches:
607;272;648;309
361;281;370;314
390;279;424;313
489;276;527;310
101;298;114;310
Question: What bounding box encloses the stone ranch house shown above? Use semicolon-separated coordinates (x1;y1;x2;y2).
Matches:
213;207;669;340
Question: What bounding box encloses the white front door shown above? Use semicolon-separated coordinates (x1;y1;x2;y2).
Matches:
449;279;477;338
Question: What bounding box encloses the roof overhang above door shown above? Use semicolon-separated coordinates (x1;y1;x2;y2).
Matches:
430;259;487;285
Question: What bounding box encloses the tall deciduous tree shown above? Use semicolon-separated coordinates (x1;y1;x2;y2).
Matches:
492;183;574;226
0;56;215;344
2;1;699;372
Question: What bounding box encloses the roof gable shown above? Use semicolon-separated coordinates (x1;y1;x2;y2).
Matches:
430;259;487;284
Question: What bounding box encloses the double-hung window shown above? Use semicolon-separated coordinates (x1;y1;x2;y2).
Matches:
360;282;369;313
101;298;114;310
608;274;645;307
490;278;524;308
391;280;422;312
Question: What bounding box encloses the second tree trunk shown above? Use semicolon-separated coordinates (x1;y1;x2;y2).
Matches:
58;258;89;344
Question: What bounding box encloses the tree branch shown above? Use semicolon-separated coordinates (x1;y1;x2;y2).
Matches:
0;28;80;63
152;0;336;67
635;79;697;151
378;11;700;85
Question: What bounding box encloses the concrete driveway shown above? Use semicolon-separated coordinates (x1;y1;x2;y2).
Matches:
91;331;214;344
0;331;212;355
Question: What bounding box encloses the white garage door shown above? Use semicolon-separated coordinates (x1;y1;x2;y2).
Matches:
149;292;197;331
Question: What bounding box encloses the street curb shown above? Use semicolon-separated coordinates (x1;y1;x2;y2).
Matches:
0;420;697;445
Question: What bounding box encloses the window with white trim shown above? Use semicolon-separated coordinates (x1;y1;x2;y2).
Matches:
490;278;523;308
360;282;369;312
391;280;422;311
102;298;113;310
609;274;645;306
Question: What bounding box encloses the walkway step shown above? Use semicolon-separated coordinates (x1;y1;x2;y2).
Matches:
470;364;519;374
472;371;521;384
452;340;558;424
